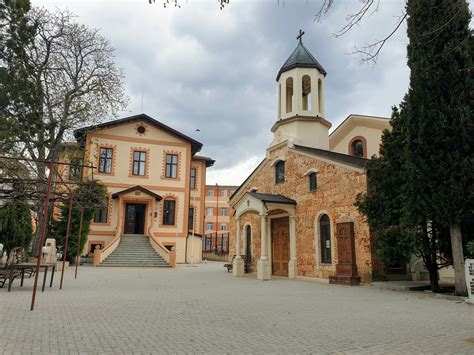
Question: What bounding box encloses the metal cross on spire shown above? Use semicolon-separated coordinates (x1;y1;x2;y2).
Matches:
297;29;305;43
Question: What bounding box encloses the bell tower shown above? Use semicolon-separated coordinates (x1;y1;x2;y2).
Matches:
270;30;331;150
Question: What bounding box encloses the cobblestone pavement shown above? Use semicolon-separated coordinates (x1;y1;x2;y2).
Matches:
1;262;473;354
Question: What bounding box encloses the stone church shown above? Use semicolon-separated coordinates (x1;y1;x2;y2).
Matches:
229;33;390;284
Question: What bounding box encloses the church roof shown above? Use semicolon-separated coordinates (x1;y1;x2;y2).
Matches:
276;38;327;81
293;145;367;168
247;192;297;205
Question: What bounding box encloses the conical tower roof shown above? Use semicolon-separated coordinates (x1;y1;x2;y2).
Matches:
276;35;327;81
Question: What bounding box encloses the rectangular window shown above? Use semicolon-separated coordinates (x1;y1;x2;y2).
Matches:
275;161;285;184
165;154;178;178
94;206;108;223
207;222;214;230
69;159;83;179
221;189;227;197
206;207;214;216
220;208;228;216
132;151;146;176
98;147;113;173
190;168;196;189
309;172;317;192
163;200;176;225
220;223;227;231
188;207;194;230
207;189;214;197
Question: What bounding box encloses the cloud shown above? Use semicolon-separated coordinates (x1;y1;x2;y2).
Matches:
34;0;411;184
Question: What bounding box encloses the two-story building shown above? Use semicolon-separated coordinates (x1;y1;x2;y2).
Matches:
63;114;214;266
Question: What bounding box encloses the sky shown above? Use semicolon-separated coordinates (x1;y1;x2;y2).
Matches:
34;0;412;186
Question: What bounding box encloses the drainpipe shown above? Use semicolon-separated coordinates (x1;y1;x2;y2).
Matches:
184;151;194;264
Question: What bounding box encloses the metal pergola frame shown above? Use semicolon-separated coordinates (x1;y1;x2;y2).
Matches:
0;155;102;311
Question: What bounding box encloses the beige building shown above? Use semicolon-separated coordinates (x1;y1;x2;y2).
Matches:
229;35;391;284
204;185;238;235
62;114;214;265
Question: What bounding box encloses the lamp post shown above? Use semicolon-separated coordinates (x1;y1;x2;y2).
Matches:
190;128;200;263
215;183;219;253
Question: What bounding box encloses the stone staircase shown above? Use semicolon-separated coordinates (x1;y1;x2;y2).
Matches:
100;234;170;267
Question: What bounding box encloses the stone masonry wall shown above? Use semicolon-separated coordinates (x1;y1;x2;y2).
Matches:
229;144;377;283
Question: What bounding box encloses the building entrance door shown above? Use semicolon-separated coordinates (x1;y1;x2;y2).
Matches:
271;217;290;277
124;203;146;235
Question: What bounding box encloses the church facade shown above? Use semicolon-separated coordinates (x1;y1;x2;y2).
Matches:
229;35;390;284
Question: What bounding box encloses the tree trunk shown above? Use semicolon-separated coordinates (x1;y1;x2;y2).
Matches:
450;222;467;294
32;164;47;256
427;262;440;293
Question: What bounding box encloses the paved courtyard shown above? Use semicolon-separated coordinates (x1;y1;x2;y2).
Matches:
1;262;473;354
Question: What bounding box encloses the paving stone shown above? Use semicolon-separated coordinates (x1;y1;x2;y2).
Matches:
0;262;473;354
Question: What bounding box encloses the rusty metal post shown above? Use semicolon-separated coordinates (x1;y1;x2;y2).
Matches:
74;207;84;279
59;194;74;290
30;161;55;311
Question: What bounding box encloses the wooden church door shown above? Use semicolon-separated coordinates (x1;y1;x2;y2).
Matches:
271;217;290;277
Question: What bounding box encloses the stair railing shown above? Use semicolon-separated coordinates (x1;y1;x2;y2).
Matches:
92;231;122;267
148;234;176;268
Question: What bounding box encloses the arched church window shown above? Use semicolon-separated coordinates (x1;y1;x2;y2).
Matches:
302;75;312;111
319;214;332;264
318;79;323;113
275;160;285;184
245;225;252;257
285;77;293;113
350;138;366;158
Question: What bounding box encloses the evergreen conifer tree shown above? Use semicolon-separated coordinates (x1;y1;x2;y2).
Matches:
0;198;33;260
405;0;473;294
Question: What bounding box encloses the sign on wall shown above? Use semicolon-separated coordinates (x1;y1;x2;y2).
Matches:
466;259;474;304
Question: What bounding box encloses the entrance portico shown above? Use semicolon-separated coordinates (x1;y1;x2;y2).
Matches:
233;192;297;280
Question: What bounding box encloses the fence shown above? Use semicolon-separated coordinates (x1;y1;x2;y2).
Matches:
202;232;230;255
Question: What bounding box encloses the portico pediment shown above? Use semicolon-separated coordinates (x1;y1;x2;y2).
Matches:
234;191;296;218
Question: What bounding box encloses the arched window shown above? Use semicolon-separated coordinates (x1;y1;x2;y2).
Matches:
349;137;366;158
309;172;317;192
285;77;293;113
245;225;252;257
317;79;323;113
275;160;285;184
302;75;312;111
319;214;332;264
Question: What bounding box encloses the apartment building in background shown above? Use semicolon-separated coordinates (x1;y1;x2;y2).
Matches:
204;185;239;235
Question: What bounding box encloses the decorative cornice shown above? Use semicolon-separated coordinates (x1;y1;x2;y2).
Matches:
271;115;332;132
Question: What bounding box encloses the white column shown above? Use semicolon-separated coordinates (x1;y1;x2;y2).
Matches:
281;79;287;119
312;73;318;116
288;215;297;279
257;212;271;280
232;217;244;276
295;72;303;114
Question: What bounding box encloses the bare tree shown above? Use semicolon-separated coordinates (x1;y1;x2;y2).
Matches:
2;7;129;251
314;0;407;63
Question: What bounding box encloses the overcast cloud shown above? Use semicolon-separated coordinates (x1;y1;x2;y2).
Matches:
35;0;412;185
